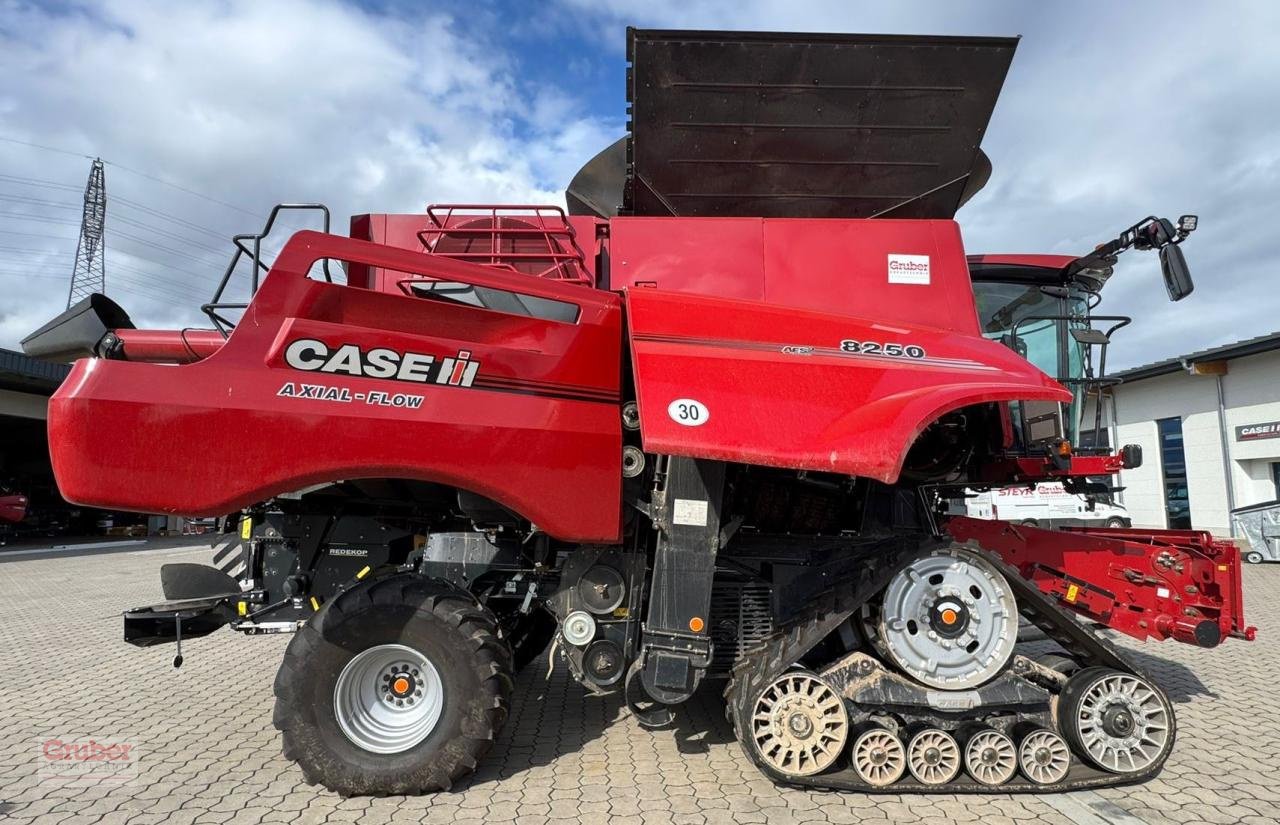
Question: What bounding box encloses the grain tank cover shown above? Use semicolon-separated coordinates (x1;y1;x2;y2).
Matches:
622;29;1017;219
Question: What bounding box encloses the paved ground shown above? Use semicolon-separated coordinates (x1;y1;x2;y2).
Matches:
0;540;1277;825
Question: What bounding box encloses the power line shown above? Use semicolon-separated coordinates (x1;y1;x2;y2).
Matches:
0;191;230;250
0;265;198;304
0;229;77;242
0;173;234;240
0;211;225;270
0;134;260;217
0;246;202;296
0;135;92;159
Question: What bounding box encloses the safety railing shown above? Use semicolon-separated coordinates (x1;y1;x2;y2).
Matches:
416;204;592;285
202;204;333;336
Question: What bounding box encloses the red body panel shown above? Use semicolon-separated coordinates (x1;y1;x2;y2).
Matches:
48;232;624;542
612;217;982;333
0;494;27;524
950;516;1255;645
966;253;1076;270
626;289;1071;482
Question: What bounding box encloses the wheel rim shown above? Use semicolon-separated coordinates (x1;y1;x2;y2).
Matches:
1072;672;1170;773
333;643;445;754
875;550;1018;689
751;672;849;777
852;729;906;787
964;729;1017;786
1018;729;1071;784
906;729;960;785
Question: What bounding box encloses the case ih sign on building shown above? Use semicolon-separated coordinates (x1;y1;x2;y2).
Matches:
1237;421;1280;441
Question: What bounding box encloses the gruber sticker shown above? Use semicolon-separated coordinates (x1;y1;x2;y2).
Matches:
668;398;709;427
887;253;930;285
283;339;479;387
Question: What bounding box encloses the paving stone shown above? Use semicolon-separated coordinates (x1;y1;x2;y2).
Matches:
1;542;1278;824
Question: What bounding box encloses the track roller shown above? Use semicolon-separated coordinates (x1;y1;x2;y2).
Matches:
1060;667;1174;774
1017;729;1071;785
749;671;849;777
963;729;1017;786
906;728;961;785
851;728;907;787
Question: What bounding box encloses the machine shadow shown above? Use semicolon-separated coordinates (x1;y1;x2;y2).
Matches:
450;656;738;790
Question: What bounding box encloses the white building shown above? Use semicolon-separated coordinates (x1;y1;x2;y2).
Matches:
1094;333;1280;537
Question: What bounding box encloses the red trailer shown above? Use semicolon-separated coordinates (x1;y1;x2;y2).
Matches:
25;29;1250;796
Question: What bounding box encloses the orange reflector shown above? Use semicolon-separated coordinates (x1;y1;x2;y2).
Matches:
941;608;958;625
393;677;410;694
688;616;705;633
1065;584;1080;604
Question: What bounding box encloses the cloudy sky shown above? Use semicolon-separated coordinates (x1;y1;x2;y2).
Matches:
0;0;1276;369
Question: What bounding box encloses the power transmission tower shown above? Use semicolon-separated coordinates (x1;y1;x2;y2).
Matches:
67;158;107;307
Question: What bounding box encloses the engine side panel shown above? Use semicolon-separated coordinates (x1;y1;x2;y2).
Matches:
625;289;1071;482
47;232;625;542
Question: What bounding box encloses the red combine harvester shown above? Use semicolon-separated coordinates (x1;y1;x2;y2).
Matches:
26;30;1252;795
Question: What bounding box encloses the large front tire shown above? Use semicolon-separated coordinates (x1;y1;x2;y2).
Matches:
273;575;513;796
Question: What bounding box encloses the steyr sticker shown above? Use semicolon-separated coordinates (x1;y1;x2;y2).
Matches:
667;398;709;427
888;253;930;285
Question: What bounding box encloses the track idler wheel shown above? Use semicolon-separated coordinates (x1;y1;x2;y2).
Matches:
1060;667;1175;774
749;671;849;777
905;729;961;785
1017;729;1072;785
964;729;1017;786
851;728;907;787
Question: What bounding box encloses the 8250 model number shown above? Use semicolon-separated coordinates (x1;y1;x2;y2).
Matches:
839;340;927;359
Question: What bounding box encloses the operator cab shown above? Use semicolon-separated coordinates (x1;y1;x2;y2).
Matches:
968;214;1198;458
968;256;1098;453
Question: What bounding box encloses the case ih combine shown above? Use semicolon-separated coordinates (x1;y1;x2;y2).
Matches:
26;30;1253;796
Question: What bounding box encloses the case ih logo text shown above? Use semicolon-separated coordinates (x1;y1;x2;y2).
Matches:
283;339;480;387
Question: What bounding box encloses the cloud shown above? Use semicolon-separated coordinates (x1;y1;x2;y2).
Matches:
2;0;1277;372
555;0;1280;368
0;0;621;346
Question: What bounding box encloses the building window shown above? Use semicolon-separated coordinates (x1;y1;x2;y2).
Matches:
1157;417;1191;529
1272;462;1280;501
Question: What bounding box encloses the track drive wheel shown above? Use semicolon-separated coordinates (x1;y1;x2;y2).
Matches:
273;574;513;796
747;671;849;778
1059;667;1175;775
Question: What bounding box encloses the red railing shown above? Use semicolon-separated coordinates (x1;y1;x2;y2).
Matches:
417;204;593;285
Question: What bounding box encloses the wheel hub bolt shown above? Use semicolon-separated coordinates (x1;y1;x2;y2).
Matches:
788;712;813;738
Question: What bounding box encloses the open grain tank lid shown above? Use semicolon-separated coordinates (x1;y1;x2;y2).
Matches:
567;29;1017;220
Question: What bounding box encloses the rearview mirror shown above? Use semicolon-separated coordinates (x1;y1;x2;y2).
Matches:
1160;243;1194;301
